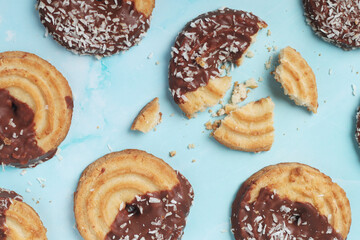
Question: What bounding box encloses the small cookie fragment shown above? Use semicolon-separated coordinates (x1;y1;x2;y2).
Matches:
274;46;318;113
232;163;351;240
213;97;274;152
231;82;248;104
131;98;162;133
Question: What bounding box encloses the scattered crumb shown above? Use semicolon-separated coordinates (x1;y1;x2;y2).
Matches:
267;29;272;36
318;53;322;56
267;47;272;52
191;159;196;163
20;170;27;176
217;108;226;116
273;46;278;51
208;109;213;113
155;61;159;65
147;52;153;59
246;50;254;58
96;126;100;129
187;144;195;149
205;121;213;130
169;151;176;157
245;78;258;89
169;113;175;117
219;100;224;105
265;56;273;70
205;120;221;130
231;81;247;104
352;84;356;96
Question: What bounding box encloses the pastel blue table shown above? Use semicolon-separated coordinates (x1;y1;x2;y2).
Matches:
0;1;359;239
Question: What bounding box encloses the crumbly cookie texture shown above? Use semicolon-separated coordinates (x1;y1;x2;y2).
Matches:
131;97;162;133
274;46;318;113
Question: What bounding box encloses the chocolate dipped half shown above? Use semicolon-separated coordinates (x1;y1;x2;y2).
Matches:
0;51;73;168
303;0;360;50
74;149;194;240
169;8;267;118
37;0;155;57
231;163;351;240
0;188;47;239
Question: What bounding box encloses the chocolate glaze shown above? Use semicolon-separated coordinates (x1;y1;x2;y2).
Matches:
65;96;74;110
232;187;343;240
0;188;23;240
356;107;360;147
37;0;151;57
303;0;360;50
0;89;54;168
169;8;266;104
105;172;194;240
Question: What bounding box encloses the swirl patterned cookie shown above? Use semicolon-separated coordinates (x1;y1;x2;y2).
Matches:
231;163;351;240
0;51;73;168
74;149;194;240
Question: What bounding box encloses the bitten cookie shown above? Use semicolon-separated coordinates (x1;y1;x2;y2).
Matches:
0;51;73;168
37;0;155;57
74;149;194;240
169;8;267;118
213;97;274;152
131;97;162;133
231;163;351;240
303;0;360;50
274;46;318;113
0;188;47;239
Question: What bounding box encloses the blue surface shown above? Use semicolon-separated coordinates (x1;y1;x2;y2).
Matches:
1;1;360;239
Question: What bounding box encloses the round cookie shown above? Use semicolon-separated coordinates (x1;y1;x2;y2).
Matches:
303;0;360;50
74;149;194;240
169;8;267;118
0;51;73;168
37;0;155;57
231;163;351;240
0;188;47;239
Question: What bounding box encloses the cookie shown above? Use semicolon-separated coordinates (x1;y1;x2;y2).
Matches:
0;188;47;239
131;97;162;133
0;51;73;168
303;0;360;50
74;149;194;240
169;8;267;118
213;97;274;152
355;107;360;147
37;0;155;57
231;163;351;240
274;46;318;113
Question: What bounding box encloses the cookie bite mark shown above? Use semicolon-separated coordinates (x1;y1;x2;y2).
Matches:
131;97;162;133
105;173;193;240
169;8;267;117
37;0;155;57
231;163;351;240
303;0;360;50
274;46;318;113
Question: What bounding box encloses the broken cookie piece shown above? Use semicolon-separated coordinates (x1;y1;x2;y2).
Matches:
274;46;318;113
131;98;162;133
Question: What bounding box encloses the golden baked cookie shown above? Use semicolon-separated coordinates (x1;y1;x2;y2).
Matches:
131;97;162;133
0;188;47;239
74;149;194;240
213;97;274;152
232;163;351;240
169;8;267;118
0;51;73;168
274;46;318;113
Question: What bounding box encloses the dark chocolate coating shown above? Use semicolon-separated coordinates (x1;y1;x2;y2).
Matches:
232;186;343;240
105;172;194;240
169;8;266;104
303;0;360;50
0;89;55;168
356;107;360;147
0;189;23;240
37;0;151;57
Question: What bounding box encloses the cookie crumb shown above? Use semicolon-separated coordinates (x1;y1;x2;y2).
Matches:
217;108;226;116
147;52;153;59
191;159;196;163
208;109;213;113
231;81;247;104
205;121;213;130
267;29;272;36
265;56;273;70
155;61;159;65
187;144;195;149
245;50;254;58
169;151;176;157
245;78;258;89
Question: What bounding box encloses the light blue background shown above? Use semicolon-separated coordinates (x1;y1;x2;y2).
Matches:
0;1;359;239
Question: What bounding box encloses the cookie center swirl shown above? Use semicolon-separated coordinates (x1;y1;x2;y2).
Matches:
37;0;151;56
105;173;194;240
234;188;343;240
169;8;266;104
0;189;23;240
